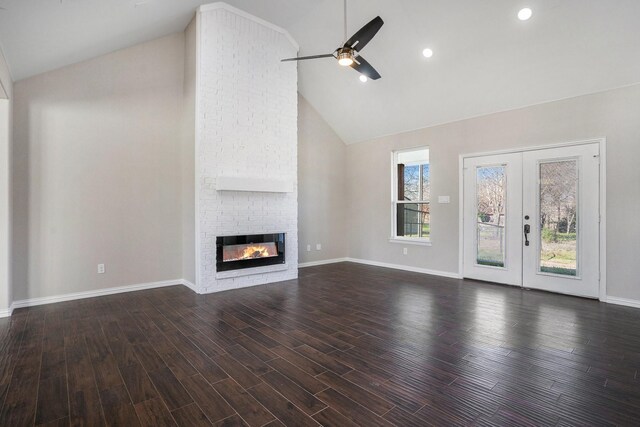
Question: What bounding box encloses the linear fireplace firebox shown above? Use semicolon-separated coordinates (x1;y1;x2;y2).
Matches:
216;233;285;272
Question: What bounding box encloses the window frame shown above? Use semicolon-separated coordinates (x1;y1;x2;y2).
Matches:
390;146;431;245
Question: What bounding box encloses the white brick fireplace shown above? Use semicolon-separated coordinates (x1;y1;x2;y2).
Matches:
187;3;299;293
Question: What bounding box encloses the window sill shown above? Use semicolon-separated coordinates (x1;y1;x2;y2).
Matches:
389;238;432;247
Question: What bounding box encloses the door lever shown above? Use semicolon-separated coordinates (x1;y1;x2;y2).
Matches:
524;224;530;246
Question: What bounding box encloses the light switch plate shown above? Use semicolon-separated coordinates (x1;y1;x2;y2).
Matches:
438;196;451;204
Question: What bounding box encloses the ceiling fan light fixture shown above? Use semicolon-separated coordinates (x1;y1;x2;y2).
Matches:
337;50;354;66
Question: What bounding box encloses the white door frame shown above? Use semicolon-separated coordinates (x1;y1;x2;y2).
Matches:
458;138;607;301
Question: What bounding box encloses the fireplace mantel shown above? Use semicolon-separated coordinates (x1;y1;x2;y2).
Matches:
215;176;294;193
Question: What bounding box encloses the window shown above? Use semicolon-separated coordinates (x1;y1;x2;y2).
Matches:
392;147;430;242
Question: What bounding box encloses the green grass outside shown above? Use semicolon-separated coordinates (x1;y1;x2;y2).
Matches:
540;248;576;265
477;259;505;268
540;227;577;276
541;266;577;276
541;229;576;243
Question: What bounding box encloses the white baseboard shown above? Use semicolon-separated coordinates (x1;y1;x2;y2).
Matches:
298;258;349;268
297;256;461;279
181;279;199;293
604;296;640;309
0;306;12;318
9;278;193;312
345;257;462;279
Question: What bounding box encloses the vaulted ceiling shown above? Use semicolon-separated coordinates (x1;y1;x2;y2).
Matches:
1;0;640;143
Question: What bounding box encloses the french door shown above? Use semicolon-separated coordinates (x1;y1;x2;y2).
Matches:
463;143;601;298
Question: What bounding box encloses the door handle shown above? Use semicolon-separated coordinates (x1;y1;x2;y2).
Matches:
524;224;530;246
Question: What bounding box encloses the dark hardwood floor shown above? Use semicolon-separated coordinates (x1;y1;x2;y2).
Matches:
1;262;640;426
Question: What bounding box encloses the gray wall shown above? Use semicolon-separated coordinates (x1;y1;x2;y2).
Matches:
0;49;12;311
346;84;640;301
298;95;348;264
12;34;185;300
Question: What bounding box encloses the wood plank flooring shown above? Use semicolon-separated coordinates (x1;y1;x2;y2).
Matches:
1;262;640;426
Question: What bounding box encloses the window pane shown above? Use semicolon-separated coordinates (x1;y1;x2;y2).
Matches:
394;147;430;240
476;166;506;267
421;164;430;201
539;160;578;276
397;203;430;238
402;165;420;201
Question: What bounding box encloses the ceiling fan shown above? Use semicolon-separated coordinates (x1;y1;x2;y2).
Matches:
281;0;384;80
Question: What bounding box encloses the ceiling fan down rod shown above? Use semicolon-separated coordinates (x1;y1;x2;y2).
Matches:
343;0;348;44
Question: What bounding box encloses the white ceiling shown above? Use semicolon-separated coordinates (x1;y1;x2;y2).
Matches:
1;0;640;144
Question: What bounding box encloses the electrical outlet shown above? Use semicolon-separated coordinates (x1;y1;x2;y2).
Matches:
307;245;311;252
97;264;105;274
316;244;322;251
403;248;408;255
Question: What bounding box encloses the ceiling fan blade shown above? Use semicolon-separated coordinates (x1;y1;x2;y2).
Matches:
344;16;384;51
281;54;335;62
350;55;381;80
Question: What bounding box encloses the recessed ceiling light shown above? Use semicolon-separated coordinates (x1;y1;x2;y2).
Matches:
422;48;434;58
518;8;533;21
359;75;368;83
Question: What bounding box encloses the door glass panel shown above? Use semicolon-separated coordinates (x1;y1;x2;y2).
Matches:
539;160;578;276
476;166;507;267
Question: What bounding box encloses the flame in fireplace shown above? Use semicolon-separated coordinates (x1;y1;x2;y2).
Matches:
241;245;274;259
223;242;278;262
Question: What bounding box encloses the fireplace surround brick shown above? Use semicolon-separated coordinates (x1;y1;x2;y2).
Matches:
193;4;299;293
